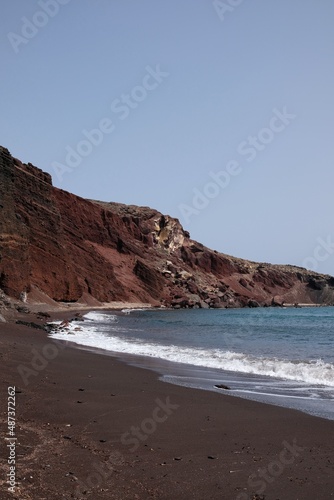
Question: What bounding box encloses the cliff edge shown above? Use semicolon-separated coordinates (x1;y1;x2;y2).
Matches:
1;146;334;310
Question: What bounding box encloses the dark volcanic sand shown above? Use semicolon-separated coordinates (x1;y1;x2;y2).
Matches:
0;318;333;500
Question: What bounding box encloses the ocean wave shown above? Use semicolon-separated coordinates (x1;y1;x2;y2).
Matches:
121;308;148;314
50;324;334;387
83;312;118;322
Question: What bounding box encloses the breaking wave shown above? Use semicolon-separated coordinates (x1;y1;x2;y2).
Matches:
49;313;334;387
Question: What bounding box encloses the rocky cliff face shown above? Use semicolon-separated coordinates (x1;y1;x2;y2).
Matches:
1;145;334;308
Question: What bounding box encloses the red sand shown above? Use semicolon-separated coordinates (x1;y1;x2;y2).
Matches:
0;319;333;499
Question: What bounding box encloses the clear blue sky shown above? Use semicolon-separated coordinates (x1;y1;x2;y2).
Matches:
1;0;334;275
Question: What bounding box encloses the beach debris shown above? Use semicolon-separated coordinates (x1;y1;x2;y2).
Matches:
63;436;72;440
173;457;182;461
66;472;78;481
78;388;85;391
214;384;231;390
99;439;106;443
207;455;217;460
76;400;83;404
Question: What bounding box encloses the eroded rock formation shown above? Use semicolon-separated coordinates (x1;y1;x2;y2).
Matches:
1;145;334;308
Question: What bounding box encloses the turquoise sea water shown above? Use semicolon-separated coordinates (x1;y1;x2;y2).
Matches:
50;307;334;420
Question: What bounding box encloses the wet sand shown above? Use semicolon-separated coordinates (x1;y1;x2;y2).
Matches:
0;318;333;499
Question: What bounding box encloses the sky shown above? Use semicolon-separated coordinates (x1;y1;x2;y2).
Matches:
1;0;334;275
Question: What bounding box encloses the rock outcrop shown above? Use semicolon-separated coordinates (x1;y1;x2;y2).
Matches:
1;145;334;308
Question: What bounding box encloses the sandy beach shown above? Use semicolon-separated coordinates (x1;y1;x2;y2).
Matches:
1;315;334;500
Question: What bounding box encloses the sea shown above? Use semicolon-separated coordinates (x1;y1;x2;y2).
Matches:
50;307;334;421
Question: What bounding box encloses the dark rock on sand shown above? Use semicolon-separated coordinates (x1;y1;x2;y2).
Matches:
16;320;49;331
248;299;260;308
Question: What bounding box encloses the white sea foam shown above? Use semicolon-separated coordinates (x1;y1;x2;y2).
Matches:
121;308;147;314
84;311;118;322
49;316;334;388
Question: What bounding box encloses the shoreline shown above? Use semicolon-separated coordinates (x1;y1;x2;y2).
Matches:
48;307;334;422
1;318;334;498
48;333;334;423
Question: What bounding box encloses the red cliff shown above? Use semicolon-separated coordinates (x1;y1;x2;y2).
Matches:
1;146;334;308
